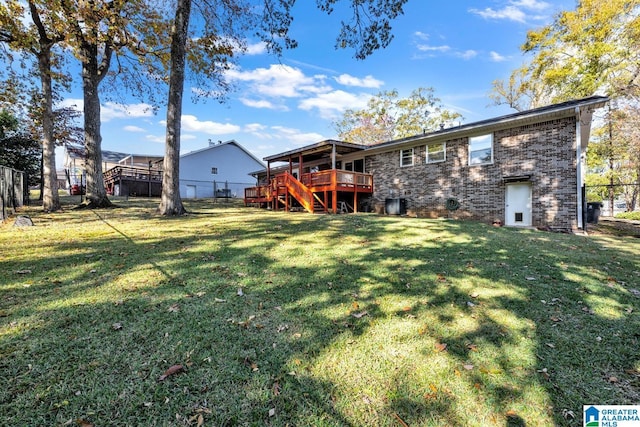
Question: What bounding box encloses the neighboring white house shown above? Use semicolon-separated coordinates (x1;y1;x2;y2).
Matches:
179;140;264;199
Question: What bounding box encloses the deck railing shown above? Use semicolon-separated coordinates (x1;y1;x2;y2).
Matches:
243;169;373;205
104;166;163;184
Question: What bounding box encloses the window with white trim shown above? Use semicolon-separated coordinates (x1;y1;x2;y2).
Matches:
400;148;414;167
211;167;218;174
426;142;446;163
469;134;493;165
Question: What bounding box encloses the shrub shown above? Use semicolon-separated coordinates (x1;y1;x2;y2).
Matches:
615;211;640;220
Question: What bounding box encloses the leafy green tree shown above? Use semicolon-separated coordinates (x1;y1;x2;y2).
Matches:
0;110;41;186
0;0;67;211
334;88;463;145
491;0;640;107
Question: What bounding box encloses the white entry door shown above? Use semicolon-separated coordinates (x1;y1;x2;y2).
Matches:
505;183;532;227
186;185;196;199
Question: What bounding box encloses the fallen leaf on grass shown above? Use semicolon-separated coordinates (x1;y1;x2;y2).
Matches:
352;301;360;310
268;408;276;417
629;289;640;297
75;419;93;427
158;364;184;381
466;343;478;351
435;343;447;352
352;311;368;319
15;270;32;274
463;364;474;370
272;381;281;396
214;298;226;303
167;304;180;313
402;306;412;312
546;343;556;349
436;274;447;282
112;322;123;330
608;376;618;383
237;288;244;296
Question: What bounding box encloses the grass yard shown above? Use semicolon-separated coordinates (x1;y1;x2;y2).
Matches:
1;197;639;426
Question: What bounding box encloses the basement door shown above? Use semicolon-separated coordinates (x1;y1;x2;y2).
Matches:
505;183;532;227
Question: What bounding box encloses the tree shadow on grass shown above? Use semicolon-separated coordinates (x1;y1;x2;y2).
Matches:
1;204;639;426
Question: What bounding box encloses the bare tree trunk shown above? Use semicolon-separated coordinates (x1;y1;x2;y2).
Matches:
81;42;112;208
158;0;190;216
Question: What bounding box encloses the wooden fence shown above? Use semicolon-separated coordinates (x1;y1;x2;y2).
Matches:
0;165;26;221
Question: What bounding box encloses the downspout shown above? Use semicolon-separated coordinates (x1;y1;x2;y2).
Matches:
575;106;584;230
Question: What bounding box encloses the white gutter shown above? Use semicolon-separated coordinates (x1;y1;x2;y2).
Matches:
575;106;584;229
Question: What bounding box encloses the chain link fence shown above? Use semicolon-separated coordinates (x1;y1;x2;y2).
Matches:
1;165;26;221
180;180;255;200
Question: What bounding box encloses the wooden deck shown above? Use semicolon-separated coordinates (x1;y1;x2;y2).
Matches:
104;166;163;197
244;170;373;214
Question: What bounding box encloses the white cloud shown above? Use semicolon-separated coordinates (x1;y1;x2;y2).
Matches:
243;123;326;147
145;134;165;144
226;64;315;98
226;64;333;98
180;115;241;134
469;0;551;23
270;126;326;146
239;98;288;110
334;74;384;88
245;41;267;55
416;44;451;53
123;125;146;132
298;90;371;119
102;102;154;121
489;51;508;62
456;50;478;60
57;99;155;122
413;31;430;41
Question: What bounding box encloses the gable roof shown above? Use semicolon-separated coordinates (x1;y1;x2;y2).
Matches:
181;139;264;166
263;139;366;163
364;96;609;153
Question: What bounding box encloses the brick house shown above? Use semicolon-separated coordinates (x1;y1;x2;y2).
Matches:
246;96;608;232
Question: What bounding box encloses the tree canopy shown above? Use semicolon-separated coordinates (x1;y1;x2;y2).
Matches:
491;0;640;110
334;88;463;145
0;110;41;186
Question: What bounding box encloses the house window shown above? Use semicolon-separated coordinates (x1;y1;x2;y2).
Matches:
211;167;218;174
469;134;493;165
400;148;414;167
426;142;446;163
345;162;353;171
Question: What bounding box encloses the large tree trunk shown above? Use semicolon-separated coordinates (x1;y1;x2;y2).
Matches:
39;50;61;212
157;0;191;216
81;42;112;208
29;0;60;212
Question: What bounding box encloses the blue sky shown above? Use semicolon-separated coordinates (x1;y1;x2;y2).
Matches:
58;0;575;164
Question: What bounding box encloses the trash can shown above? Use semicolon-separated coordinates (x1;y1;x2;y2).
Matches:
385;198;406;215
587;202;602;224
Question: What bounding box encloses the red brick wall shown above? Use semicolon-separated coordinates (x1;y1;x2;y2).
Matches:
366;117;578;230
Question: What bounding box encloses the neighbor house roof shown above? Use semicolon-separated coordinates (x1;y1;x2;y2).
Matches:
181;139;265;167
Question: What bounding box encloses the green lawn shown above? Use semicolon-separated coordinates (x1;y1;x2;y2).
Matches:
1;197;639;426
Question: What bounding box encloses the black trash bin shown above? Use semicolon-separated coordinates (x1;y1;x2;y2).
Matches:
385;198;406;215
587;202;602;224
